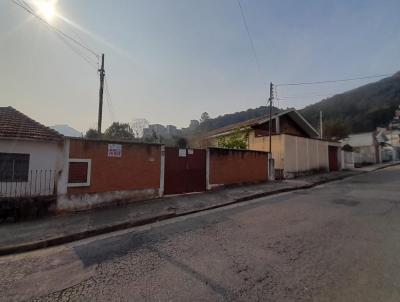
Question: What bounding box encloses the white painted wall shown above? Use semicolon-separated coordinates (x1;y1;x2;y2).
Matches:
0;138;66;197
353;146;376;164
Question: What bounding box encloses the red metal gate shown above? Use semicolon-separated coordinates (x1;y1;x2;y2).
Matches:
328;146;339;171
164;147;206;195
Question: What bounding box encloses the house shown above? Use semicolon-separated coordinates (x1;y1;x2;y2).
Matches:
191;109;342;178
0;106;67;198
341;131;386;165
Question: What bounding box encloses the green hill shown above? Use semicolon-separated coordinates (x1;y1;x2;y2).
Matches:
194;106;279;133
189;72;400;138
300;72;400;136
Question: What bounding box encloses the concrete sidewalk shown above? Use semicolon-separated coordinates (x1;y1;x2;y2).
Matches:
0;162;397;256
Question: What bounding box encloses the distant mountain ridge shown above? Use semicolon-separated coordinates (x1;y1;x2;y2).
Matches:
300;71;400;134
50;124;82;137
195;106;280;133
192;72;400;137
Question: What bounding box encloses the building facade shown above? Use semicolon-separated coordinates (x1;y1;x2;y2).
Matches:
192;109;341;177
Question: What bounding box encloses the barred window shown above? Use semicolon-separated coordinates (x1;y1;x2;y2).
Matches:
0;153;30;182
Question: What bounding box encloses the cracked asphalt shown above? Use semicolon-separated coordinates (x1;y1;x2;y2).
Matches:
1;166;400;302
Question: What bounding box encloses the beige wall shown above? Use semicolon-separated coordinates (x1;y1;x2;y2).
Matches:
282;134;330;175
199;130;339;175
248;132;284;169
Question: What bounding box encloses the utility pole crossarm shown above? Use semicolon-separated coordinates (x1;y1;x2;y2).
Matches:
98;54;105;134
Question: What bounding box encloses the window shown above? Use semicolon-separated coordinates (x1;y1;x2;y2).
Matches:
0;153;29;182
68;159;91;187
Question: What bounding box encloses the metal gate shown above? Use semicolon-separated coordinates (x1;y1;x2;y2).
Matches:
328;146;339;171
164;147;206;195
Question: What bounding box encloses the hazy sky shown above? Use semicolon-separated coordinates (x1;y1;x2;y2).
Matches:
1;0;400;132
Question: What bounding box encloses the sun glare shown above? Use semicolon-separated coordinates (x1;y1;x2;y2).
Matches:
33;0;57;23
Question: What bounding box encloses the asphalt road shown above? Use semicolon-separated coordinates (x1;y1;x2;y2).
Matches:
1;166;400;302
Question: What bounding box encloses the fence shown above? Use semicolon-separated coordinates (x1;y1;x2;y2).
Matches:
0;170;56;198
208;148;269;188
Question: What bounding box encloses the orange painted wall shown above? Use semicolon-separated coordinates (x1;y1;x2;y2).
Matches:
209;148;268;185
68;139;161;194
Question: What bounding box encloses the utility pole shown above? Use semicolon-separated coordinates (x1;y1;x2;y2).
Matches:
97;54;105;134
268;82;274;153
319;110;323;139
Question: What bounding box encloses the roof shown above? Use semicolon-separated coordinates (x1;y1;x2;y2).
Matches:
0;106;63;142
204;109;320;138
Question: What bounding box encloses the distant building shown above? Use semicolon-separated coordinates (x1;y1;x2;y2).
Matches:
143;124;166;138
143;124;182;140
389;105;400;130
166;125;179;137
341;129;393;165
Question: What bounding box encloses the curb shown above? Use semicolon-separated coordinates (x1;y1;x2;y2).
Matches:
0;165;396;256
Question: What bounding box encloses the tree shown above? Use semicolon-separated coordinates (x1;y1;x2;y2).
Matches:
85;128;101;139
323;119;351;140
200;112;210;123
176;137;187;148
104;122;135;140
218;129;248;149
131;118;149;138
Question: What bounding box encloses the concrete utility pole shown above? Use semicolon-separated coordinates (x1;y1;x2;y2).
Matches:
268;82;274;153
320;110;323;139
97;54;105;134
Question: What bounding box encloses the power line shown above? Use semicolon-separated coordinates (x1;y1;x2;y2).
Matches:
11;0;99;60
104;76;116;123
236;0;262;74
55;31;99;69
276;73;393;87
277;93;338;99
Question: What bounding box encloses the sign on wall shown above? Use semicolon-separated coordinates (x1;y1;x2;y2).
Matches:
108;144;122;157
178;149;187;157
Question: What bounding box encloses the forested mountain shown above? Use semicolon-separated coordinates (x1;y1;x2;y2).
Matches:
191;72;400;138
194;106;279;133
300;72;400;136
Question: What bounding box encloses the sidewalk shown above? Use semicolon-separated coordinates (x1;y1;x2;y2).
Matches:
0;162;397;256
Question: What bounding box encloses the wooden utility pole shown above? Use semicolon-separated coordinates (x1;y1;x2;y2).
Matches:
320;110;323;139
268;82;274;153
97;54;105;134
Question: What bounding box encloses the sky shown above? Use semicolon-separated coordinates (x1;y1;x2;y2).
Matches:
1;0;400;132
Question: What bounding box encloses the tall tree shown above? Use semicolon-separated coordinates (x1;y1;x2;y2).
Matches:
104;122;135;140
323;119;351;140
200;112;210;123
131;118;149;138
85;128;101;139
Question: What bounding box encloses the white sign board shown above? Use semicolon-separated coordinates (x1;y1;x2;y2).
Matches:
178;149;187;157
188;149;194;155
108;144;122;157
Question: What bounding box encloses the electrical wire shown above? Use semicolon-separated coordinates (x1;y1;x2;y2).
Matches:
276;73;393;87
104;76;116;123
11;0;99;60
237;0;262;74
55;31;99;70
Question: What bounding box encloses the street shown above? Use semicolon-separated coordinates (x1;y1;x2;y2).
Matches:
1;166;400;302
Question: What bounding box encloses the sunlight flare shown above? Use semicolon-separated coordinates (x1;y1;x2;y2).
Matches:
32;0;58;23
